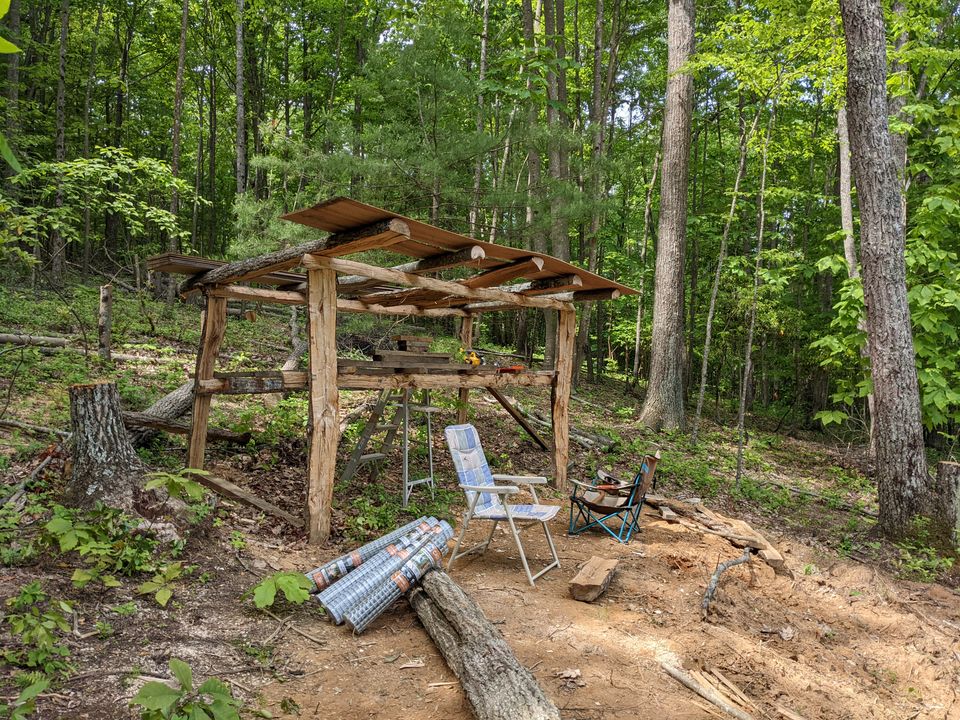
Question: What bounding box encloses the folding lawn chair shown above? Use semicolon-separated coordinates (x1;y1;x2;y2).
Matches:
444;424;560;586
568;449;660;543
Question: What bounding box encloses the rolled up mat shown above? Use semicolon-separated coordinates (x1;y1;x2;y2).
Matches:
345;534;449;634
314;518;442;622
304;517;429;592
320;521;453;625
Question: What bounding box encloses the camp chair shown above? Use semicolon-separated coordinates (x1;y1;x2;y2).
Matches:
568;449;660;543
444;424;560;586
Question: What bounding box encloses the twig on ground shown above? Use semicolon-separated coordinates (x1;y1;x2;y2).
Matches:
701;549;754;619
661;662;755;720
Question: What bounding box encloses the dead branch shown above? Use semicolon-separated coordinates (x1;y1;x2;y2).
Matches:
701;548;754;619
661;662;755;720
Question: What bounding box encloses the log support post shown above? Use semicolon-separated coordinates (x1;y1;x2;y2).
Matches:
306;267;340;544
187;294;227;470
551;308;576;489
457;315;473;424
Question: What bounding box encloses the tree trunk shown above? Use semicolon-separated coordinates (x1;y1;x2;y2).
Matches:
929;462;960;550
67;381;145;510
638;0;695;431
839;0;930;538
468;0;490;238
5;0;20;164
49;0;69;288
127;381;196;448
80;0;104;275
166;0;190;305
632;149;659;383
235;0;247;195
98;284;112;361
408;571;561;720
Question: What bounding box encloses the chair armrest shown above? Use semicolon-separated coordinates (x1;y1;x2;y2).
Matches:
492;474;548;485
569;478;598;490
460;484;520;494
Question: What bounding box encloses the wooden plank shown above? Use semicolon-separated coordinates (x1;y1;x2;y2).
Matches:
210;285;307;305
338;370;556;391
187;295;227;470
303;255;573;312
192;473;303;528
374;350;452;364
551;309;576;489
338;247;487;294
486;387;550;451
306;267;340;544
569;557;619;602
180;219;410;294
337;297;469;318
457;316;473;424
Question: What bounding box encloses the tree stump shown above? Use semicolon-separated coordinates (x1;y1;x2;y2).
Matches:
408;570;560;720
67;381;146;511
930;462;960;551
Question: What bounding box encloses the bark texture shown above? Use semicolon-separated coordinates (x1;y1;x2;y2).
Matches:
638;0;695;430
67;381;145;510
840;0;930;537
408;571;561;720
127;381;196;448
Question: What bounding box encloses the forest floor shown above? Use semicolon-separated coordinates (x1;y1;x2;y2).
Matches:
1;284;958;720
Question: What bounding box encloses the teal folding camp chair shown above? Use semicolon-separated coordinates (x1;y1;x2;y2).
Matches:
568;449;660;543
444;424;560;586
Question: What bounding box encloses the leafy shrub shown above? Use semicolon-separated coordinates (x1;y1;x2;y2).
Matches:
250;572;313;609
131;659;242;720
3;582;72;677
0;678;49;720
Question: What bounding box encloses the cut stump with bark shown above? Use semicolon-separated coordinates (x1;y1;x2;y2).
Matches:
569;557;619;602
408;570;560;720
930;462;960;551
67;381;146;510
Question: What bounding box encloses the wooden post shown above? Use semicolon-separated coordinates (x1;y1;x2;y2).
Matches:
98;284;112;361
551;309;576;489
306;267;340;544
187;294;227;470
457;315;473;424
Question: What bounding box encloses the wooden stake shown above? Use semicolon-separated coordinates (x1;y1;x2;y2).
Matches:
306;267;340;544
457;315;473;424
187;295;227;470
552;309;576;489
98;284;112;361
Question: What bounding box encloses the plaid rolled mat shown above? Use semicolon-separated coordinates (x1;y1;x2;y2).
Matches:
344;534;450;634
304;517;431;592
314;518;443;622
319;521;453;625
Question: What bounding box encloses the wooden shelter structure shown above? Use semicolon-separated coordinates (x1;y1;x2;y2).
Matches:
149;197;636;544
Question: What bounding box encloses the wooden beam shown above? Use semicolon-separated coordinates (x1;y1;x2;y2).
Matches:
457;316;473;424
303;255;573;311
306;267;340;545
180;219;410;294
191;473;303;528
551;309;576;489
462;257;545;288
338;246;487;294
337;298;469;318
187;295;227;470
486;387;551;451
338;370;555;391
210;285;307;305
512;274;583;295
462;288;620;313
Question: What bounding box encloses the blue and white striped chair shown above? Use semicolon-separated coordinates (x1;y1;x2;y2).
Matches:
444;424;560;586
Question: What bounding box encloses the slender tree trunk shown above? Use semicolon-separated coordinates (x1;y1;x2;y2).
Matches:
638;0;695;430
80;0;104;276
49;0;69;288
207;6;217;253
167;0;190;305
468;0;490;238
235;0;247;195
735;108;773;486
632;150;659;384
839;0;931;539
691;109;761;443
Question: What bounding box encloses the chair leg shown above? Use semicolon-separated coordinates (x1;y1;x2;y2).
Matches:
504;513;536;586
446;513;471;572
542;520;560;570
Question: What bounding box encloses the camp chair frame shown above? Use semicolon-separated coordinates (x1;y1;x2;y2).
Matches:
568;450;660;544
444;424;560;587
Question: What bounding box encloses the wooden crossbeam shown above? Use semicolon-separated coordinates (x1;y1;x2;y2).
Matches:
486;387;551;451
462;257;544;288
337;298;469;318
337;246;487;295
512;274;584;295
205;285;469;317
180;219;410;294
462;287;621;313
210;285;307;305
303;255;572;311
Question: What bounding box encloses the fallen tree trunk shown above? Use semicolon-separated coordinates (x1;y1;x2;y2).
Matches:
408;570;560;720
122;411;249;445
127;381;195;447
0;333;69;347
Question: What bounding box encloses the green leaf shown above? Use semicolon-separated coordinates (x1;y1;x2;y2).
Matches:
0;37;19;54
208;698;240;720
17;678;49;703
131;681;182;714
155;586;173;607
71;568;95;587
252;579;276;609
169;658;193;692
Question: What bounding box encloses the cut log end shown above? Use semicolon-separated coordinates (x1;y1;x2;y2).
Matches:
569;557;619;602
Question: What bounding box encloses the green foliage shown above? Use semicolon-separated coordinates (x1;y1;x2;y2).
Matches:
2;583;72;677
137;563;187;607
145;469;210;504
131;659;242;720
895;517;956;582
0;678;49;720
249;572;313;609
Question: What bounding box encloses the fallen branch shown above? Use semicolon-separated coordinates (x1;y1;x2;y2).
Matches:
661;662;754;720
0;418;70;438
0;333;69;347
701;548;754;619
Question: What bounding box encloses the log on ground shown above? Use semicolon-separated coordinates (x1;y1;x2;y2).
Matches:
407;570;560;720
